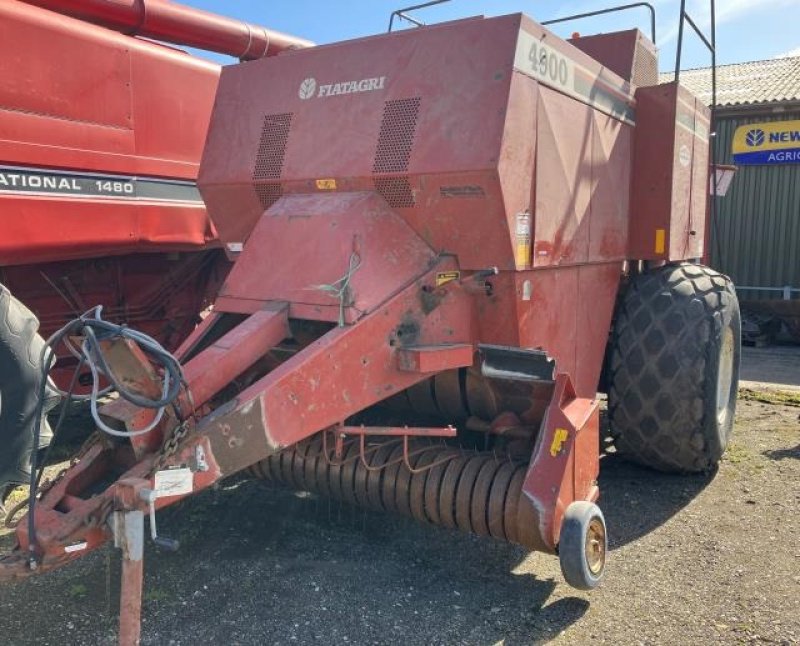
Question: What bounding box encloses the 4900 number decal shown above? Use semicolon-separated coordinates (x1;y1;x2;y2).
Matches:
528;41;570;88
513;30;635;125
515;32;576;95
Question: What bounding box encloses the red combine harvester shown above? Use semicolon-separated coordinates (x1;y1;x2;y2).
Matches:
0;0;311;494
0;3;739;645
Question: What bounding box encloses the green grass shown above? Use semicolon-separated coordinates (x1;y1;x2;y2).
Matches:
722;443;750;465
68;583;87;598
144;588;172;603
738;388;800;407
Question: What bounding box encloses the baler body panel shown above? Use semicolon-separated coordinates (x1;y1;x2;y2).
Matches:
214;191;438;323
200;13;643;397
568;29;659;88
201;15;519;269
629;82;711;261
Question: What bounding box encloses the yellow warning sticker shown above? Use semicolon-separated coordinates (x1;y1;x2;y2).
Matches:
550;428;569;457
435;271;460;287
514;211;532;269
315;178;337;190
654;228;666;255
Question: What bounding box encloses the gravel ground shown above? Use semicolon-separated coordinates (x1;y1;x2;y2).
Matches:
0;385;798;645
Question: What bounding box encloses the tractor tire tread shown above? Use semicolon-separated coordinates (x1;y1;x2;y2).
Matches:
0;283;50;491
607;263;739;473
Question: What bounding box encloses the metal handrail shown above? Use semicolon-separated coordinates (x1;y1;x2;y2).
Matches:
541;3;657;44
388;0;451;32
673;1;719;265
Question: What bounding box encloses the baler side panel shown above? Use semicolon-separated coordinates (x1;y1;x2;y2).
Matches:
590;111;632;260
573;262;622;395
669;94;696;260
689;95;711;257
514;263;620;397
533;86;593;267
629;82;709;261
200;15;522;269
215;191;438;323
629;85;673;258
532;86;632;268
497;72;537;269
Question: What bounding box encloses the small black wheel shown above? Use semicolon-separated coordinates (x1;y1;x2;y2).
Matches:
558;501;607;590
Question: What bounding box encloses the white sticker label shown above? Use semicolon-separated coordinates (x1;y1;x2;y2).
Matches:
154;468;194;498
64;541;88;554
679;144;692;167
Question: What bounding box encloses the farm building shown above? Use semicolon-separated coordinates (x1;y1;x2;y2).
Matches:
666;56;800;341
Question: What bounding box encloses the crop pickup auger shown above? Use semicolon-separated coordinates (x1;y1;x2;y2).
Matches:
0;2;739;644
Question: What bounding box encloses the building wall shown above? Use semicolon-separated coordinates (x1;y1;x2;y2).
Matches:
710;109;800;299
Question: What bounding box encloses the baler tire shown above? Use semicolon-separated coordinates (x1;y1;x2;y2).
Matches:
607;263;740;473
558;501;607;591
0;284;55;493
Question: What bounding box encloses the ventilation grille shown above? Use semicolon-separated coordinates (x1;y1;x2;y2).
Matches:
374;177;415;209
632;42;658;88
373;98;420;173
254;183;283;211
253;113;292;179
373;98;420;208
252;112;292;211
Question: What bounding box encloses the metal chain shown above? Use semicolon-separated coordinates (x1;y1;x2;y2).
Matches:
153;418;191;472
152;380;199;472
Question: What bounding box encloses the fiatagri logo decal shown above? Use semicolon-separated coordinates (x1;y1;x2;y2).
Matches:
298;76;387;100
732;120;800;164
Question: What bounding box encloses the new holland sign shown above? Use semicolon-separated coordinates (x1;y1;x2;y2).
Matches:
732;120;800;165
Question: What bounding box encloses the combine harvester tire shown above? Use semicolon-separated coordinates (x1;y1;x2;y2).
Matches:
0;284;54;497
608;263;741;473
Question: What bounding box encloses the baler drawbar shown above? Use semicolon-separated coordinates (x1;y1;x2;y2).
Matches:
0;6;740;646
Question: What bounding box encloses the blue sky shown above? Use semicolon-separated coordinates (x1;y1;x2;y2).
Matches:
187;0;800;70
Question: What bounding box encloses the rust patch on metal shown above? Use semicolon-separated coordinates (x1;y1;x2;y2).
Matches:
205;397;277;475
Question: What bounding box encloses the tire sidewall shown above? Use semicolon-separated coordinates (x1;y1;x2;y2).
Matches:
0;285;45;488
559;501;607;590
703;295;741;462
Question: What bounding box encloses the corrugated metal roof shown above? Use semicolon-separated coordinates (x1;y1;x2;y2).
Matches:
659;56;800;107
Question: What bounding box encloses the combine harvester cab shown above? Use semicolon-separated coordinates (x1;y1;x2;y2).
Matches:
0;5;740;644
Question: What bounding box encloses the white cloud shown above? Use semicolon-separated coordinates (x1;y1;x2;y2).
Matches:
776;47;800;59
